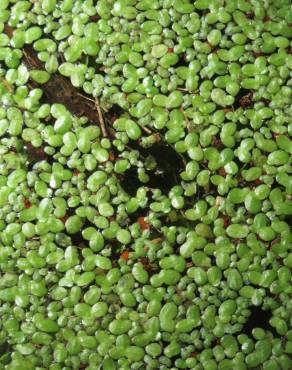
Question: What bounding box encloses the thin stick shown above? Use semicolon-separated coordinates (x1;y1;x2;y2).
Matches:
95;98;107;137
140;125;153;135
77;93;95;103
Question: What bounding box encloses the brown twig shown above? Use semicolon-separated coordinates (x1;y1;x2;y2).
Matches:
95;98;107;137
3;24;109;132
77;93;95;103
140;125;153;135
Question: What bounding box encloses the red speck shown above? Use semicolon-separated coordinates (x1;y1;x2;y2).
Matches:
191;352;198;357
138;217;149;231
222;215;230;228
263;15;271;22
24;198;32;208
255;179;263;185
121;250;129;261
59;215;68;224
109;152;115;162
218;168;227;177
73;169;80;176
273;133;280;138
246;12;254;19
168;47;173;53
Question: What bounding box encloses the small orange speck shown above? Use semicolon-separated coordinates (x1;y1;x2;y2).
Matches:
138;217;149;231
121;250;129;261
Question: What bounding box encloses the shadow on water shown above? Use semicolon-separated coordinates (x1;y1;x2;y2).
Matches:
120;142;185;196
233;88;253;109
242;306;277;336
0;342;11;365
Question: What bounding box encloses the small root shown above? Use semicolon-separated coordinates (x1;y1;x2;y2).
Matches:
95;97;107;137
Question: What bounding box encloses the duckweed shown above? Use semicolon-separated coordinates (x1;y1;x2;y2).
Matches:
0;0;291;369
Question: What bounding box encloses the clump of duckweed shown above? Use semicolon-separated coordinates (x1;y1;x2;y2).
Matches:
0;0;291;369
